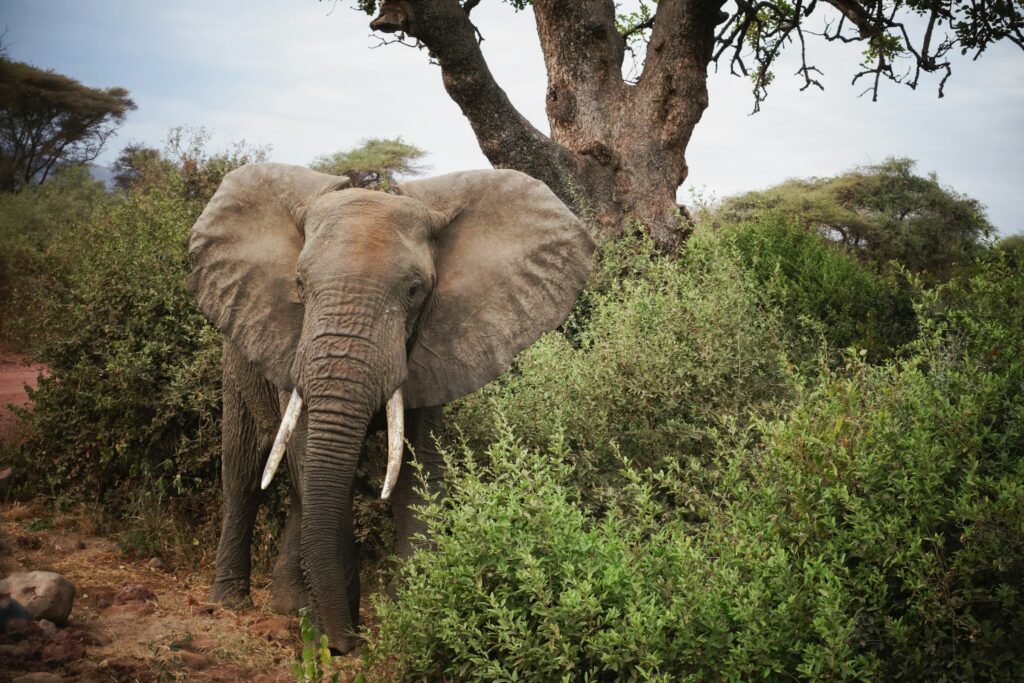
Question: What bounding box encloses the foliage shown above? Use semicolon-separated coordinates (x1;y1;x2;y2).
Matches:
1;130;271;509
716;157;994;280
0;56;135;191
450;229;798;510
719;213;918;361
13;176;222;504
452;218;915;510
0;166;108;349
371;254;1024;681
294;609;341;683
310;137;426;190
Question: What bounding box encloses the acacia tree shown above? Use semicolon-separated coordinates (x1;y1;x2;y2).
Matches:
310;137;427;189
343;0;1023;249
0;57;135;192
718;157;994;278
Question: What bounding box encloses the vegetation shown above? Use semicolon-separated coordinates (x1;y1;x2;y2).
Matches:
310;137;427;189
371;243;1024;681
339;1;1024;248
717;158;995;280
1;144;1021;678
0;56;135;191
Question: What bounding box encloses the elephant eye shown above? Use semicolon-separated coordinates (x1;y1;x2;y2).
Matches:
407;282;422;300
295;274;305;298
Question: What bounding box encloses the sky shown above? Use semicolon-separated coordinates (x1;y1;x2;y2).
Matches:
4;0;1023;234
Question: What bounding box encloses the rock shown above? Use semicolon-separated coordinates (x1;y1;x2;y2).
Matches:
0;642;28;658
113;583;156;604
145;557;164;570
96;597;110;609
13;674;64;683
2;617;42;640
1;594;31;628
0;572;75;626
37;618;57;637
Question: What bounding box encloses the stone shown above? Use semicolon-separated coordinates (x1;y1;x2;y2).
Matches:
1;594;31;628
37;618;57;637
0;572;75;626
146;557;165;570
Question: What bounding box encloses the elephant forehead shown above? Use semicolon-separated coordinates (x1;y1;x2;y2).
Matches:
307;189;433;239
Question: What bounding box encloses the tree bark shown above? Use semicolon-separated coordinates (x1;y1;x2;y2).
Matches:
371;0;724;251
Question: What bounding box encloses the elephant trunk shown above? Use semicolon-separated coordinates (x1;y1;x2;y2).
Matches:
302;384;369;653
297;299;407;653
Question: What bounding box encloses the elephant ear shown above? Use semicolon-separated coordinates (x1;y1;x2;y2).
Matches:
399;169;594;408
187;163;350;391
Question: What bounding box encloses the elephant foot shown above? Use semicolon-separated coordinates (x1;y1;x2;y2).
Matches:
208;580;252;608
328;633;363;657
269;583;307;615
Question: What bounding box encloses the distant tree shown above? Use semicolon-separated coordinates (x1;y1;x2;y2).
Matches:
111;127;270;202
337;1;1023;250
0;57;136;192
111;143;166;192
310;137;427;189
717;157;994;278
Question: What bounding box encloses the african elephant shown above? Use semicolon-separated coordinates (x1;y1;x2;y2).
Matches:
186;163;593;653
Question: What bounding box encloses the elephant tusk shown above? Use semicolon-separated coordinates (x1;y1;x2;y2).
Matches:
381;388;404;500
261;389;303;490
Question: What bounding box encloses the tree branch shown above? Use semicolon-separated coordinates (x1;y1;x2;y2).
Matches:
531;0;625;94
823;0;878;38
370;0;578;203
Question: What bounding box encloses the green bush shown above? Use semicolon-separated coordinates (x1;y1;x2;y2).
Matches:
715;157;994;279
372;252;1023;680
450;230;797;508
720;214;917;362
14;183;222;504
0;167;108;349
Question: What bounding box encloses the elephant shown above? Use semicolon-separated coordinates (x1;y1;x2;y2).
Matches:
186;163;594;653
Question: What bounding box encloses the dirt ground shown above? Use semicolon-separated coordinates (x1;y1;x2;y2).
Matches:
0;352;45;437
0;355;368;682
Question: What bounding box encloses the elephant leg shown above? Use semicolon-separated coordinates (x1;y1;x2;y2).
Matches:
270;493;307;614
390;405;446;561
270;397;308;614
209;383;267;606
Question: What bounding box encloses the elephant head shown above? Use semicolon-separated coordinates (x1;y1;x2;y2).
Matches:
186;163;593;650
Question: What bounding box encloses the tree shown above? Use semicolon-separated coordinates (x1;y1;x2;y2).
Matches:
111;127;270;202
716;157;994;278
310;137;427;189
0;57;136;192
342;1;1023;250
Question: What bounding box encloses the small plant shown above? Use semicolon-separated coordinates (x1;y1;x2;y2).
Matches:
294;608;339;683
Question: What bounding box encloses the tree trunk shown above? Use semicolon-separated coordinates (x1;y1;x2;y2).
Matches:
370;0;723;251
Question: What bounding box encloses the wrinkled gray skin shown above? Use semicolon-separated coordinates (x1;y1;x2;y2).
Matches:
187;163;593;653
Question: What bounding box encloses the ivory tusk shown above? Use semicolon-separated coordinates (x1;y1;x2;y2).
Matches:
381;388;404;500
261;389;303;490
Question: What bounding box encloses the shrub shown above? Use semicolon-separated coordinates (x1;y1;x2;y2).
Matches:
0;167;108;349
372;252;1023;681
13;183;222;504
719;214;917;362
716;157;994;279
450;230;797;508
